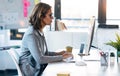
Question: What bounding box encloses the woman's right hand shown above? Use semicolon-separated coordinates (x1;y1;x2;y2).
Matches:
62;52;73;59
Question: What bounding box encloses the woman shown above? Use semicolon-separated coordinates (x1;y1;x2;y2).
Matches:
19;2;73;76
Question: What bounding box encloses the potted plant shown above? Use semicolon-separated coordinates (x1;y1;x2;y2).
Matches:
105;33;120;62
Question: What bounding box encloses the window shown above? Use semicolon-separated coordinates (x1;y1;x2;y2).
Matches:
61;0;98;19
107;0;120;25
61;0;98;29
107;0;120;19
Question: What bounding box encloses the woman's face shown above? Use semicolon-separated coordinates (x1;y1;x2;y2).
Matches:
42;9;53;26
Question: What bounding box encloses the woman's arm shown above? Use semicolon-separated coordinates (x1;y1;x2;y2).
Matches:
26;34;63;64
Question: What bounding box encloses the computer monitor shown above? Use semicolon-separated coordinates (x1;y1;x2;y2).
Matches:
78;16;96;56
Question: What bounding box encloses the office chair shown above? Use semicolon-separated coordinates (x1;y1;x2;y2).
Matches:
7;48;23;76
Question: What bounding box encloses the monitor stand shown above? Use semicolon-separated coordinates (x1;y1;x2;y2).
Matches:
75;54;87;66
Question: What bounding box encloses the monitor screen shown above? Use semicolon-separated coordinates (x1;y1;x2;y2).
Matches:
79;16;96;56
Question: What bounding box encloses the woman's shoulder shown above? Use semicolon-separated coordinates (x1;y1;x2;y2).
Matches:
24;26;40;37
25;26;34;34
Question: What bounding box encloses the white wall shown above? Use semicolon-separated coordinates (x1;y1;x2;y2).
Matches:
46;31;89;51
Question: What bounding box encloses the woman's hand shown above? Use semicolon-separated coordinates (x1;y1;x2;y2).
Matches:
56;50;73;59
62;52;73;59
56;50;66;55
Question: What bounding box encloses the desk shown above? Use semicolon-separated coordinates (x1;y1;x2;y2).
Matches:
42;49;120;76
42;61;120;76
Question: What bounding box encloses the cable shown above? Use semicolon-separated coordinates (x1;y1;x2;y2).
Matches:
91;45;101;50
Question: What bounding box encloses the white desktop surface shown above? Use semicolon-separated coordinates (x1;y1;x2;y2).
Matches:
42;61;120;76
42;49;120;76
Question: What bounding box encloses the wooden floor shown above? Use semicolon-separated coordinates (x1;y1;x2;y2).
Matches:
0;69;17;76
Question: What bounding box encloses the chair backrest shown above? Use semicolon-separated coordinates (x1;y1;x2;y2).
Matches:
7;48;23;76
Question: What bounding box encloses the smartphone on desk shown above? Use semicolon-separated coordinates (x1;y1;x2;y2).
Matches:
80;44;84;54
